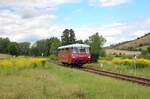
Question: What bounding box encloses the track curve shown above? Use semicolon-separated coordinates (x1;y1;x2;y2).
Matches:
82;67;150;86
48;61;150;86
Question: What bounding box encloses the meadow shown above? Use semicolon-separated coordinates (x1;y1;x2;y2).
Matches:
0;57;150;99
105;48;141;56
84;57;150;78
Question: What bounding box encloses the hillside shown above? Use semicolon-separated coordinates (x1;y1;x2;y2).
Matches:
109;33;150;50
105;49;141;56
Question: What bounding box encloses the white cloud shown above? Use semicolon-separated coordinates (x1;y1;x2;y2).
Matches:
100;0;128;7
0;10;125;45
0;0;81;20
133;30;148;37
74;19;150;46
0;0;81;43
0;2;150;46
0;10;64;42
89;0;129;7
75;22;126;39
0;10;150;46
74;23;127;46
0;0;81;19
0;0;80;8
105;36;127;45
0;0;81;42
131;19;150;37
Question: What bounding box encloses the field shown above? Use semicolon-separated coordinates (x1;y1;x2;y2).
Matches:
84;58;150;78
0;58;150;99
105;49;141;56
110;33;150;50
0;53;12;59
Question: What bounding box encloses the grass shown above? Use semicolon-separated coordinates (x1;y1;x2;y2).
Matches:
84;58;150;78
0;60;150;99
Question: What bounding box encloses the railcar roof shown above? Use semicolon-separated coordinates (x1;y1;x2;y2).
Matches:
58;44;90;49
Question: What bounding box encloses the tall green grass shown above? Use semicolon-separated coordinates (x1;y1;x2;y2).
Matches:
0;63;150;99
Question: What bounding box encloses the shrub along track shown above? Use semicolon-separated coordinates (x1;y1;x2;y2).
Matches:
48;61;150;86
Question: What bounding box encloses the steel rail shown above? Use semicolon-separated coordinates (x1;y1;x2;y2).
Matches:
48;61;150;86
82;67;150;86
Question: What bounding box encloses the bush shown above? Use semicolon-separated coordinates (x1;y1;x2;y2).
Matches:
86;33;106;63
91;53;99;62
141;46;150;59
100;55;113;60
99;49;106;57
49;55;58;61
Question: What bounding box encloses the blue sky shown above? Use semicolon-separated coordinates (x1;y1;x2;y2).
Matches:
0;0;150;45
55;0;150;25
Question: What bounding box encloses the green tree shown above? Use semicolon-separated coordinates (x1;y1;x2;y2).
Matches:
61;29;70;45
49;37;61;55
76;40;83;44
30;37;61;56
8;42;20;56
69;29;76;44
0;37;10;53
61;29;76;45
19;42;30;55
33;40;48;56
147;46;150;53
30;45;39;56
86;33;106;62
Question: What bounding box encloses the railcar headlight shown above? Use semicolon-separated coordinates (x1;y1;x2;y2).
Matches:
72;56;75;58
72;54;75;58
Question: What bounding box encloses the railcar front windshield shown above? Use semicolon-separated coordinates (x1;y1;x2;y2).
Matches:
72;47;89;53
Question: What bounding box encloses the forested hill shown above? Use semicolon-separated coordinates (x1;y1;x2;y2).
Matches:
109;33;150;51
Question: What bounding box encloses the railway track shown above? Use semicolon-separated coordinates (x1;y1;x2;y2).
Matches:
82;67;150;86
48;61;150;86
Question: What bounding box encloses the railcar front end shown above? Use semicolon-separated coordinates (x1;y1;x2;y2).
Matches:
71;47;91;65
58;44;91;66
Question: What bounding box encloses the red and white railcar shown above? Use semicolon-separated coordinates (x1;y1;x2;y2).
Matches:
58;44;91;66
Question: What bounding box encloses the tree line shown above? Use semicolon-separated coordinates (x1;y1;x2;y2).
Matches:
0;29;106;62
0;37;61;56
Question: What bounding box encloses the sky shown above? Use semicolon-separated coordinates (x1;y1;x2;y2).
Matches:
0;0;150;46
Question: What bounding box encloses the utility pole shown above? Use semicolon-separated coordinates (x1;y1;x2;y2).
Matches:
134;55;137;75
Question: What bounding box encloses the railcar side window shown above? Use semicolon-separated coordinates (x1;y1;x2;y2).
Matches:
86;48;89;53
